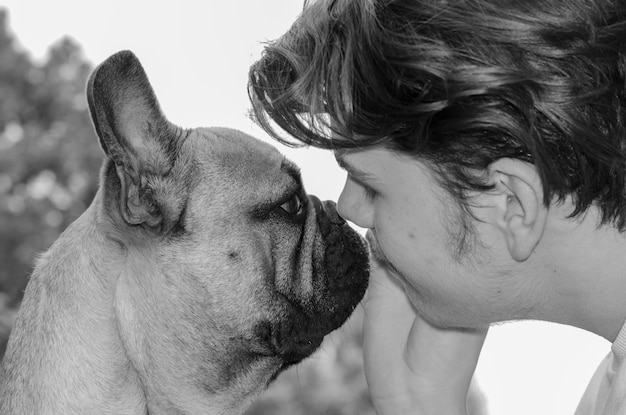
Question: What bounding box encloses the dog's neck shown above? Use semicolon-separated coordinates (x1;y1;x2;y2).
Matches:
0;188;259;415
0;193;149;414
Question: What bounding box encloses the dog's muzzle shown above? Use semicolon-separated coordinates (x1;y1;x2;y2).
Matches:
252;196;369;367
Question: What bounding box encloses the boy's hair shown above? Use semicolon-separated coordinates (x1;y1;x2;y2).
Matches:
249;0;626;229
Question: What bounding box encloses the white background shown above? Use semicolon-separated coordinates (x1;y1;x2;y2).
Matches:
0;1;611;413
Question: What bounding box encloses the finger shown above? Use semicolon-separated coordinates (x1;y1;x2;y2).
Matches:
363;256;415;342
362;257;417;388
405;315;488;395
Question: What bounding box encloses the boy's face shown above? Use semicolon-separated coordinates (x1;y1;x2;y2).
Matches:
335;146;541;329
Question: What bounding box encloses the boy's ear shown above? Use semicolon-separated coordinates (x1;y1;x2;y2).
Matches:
485;158;548;261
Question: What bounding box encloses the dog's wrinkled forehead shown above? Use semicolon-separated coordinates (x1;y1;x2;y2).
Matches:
197;127;301;187
182;127;304;215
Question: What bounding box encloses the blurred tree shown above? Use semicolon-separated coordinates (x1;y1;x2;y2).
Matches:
0;9;101;355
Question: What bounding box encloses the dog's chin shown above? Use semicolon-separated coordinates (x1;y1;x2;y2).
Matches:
250;317;324;366
248;288;367;374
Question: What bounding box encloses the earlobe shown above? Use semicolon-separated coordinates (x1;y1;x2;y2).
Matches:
488;159;548;262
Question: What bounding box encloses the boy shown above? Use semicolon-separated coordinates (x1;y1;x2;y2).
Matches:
249;0;626;413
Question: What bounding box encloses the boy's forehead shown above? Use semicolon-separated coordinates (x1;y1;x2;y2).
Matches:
333;148;362;166
334;146;401;164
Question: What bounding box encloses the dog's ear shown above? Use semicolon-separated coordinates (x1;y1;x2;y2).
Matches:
87;50;186;232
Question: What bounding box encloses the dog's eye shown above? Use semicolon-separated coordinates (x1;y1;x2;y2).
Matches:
279;194;304;217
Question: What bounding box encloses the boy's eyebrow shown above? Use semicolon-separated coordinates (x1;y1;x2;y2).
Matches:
335;153;376;183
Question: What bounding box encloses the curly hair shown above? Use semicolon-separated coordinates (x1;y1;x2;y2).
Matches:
249;0;626;229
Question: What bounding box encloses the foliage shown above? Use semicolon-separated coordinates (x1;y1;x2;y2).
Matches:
0;10;100;302
0;8;101;356
0;9;373;413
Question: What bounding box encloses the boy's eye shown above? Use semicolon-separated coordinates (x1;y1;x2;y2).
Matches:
280;194;304;216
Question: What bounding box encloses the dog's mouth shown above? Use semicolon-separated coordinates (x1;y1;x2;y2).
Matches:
251;316;326;365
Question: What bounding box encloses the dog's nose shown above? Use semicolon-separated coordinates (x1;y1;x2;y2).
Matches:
309;195;323;214
309;196;346;237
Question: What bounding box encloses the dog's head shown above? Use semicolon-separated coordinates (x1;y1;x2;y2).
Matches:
87;51;369;413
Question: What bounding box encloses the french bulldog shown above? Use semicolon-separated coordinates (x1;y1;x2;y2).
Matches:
0;50;369;414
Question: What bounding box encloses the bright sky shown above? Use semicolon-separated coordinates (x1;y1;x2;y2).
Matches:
0;1;612;414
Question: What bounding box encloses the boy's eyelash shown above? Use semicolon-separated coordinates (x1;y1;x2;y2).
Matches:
362;184;377;200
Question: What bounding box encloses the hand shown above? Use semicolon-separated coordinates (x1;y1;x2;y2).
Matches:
363;257;488;414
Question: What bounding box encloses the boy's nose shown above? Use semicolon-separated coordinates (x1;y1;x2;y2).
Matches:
337;181;374;230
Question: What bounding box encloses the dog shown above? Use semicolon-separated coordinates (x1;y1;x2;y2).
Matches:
0;51;369;415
